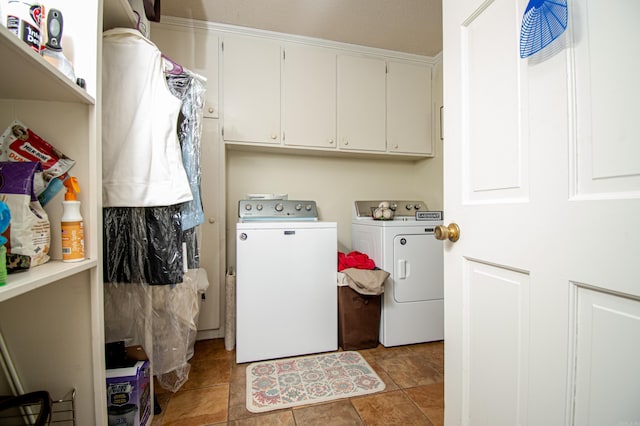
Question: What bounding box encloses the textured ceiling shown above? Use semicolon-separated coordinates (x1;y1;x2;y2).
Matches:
160;0;443;57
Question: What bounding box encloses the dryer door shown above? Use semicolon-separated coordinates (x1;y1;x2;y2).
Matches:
393;233;444;302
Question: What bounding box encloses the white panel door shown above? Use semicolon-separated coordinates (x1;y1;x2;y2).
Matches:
574;287;640;424
443;0;640;425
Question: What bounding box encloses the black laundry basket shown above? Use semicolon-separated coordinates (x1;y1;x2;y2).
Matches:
0;391;52;425
338;286;381;350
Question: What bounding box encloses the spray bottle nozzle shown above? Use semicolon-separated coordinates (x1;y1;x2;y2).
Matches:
63;176;80;201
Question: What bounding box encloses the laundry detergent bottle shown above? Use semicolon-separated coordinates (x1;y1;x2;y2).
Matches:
61;176;85;262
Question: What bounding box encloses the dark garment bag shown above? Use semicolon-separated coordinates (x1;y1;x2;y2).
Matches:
103;205;184;285
338;286;381;350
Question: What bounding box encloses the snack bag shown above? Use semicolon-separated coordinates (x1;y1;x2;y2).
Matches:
0;161;50;269
0;119;75;205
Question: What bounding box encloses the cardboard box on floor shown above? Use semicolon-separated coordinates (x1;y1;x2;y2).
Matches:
106;345;152;426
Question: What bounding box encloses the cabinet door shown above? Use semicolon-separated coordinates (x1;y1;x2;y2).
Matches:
337;55;386;152
387;61;433;155
222;35;281;144
282;44;337;149
198;118;222;332
151;24;219;118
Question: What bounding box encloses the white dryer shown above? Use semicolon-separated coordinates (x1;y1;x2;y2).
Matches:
351;200;443;347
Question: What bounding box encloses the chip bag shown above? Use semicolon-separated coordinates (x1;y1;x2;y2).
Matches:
0;119;75;205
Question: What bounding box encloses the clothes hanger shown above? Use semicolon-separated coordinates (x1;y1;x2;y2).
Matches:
161;56;184;75
133;11;184;75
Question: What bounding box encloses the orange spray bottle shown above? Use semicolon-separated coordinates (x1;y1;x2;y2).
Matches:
61;176;85;262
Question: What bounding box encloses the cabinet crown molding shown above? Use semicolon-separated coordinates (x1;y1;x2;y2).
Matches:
155;15;442;65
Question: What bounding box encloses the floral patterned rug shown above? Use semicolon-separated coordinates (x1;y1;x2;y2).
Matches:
246;351;386;413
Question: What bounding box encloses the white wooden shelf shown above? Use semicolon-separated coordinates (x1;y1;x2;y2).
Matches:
0;259;98;303
103;0;137;31
0;26;94;104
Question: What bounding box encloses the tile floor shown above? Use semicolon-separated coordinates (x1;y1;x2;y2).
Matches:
152;339;444;426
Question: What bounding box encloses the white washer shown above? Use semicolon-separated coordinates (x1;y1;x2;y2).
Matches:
236;199;337;363
351;200;444;347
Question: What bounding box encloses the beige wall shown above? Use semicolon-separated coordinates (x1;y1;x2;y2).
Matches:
225;149;442;268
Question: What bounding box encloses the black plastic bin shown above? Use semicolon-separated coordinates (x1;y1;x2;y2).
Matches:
338;286;381;350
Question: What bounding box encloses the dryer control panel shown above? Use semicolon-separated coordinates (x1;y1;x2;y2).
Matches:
354;200;429;220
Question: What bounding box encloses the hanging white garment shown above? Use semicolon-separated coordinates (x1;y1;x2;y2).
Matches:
102;28;193;207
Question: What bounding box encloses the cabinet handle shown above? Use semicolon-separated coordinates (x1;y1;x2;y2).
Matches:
208;107;215;114
208;217;216;224
271;134;277;140
440;106;444;140
394;144;399;149
344;140;349;146
328;139;334;145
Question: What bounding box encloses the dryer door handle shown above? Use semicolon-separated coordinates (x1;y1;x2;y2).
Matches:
397;259;407;279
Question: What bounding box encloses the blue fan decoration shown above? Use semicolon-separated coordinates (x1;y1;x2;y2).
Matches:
520;0;568;58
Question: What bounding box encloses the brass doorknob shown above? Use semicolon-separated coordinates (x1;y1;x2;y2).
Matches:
435;223;460;242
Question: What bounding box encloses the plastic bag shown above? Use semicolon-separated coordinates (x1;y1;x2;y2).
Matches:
166;71;207;231
104;268;210;392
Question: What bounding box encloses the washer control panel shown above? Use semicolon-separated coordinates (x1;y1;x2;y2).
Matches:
239;199;318;221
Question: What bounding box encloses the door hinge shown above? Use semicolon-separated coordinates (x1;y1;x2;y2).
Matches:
221;126;224;138
221;41;224;51
283;49;286;60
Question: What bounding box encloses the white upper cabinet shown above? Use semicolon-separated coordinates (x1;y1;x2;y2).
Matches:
151;23;219;118
222;34;281;144
191;20;439;158
387;61;433;155
337;54;386;152
282;44;337;149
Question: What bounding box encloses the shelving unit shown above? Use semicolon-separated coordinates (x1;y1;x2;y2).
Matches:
0;1;104;424
0;25;98;299
0;12;98;305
